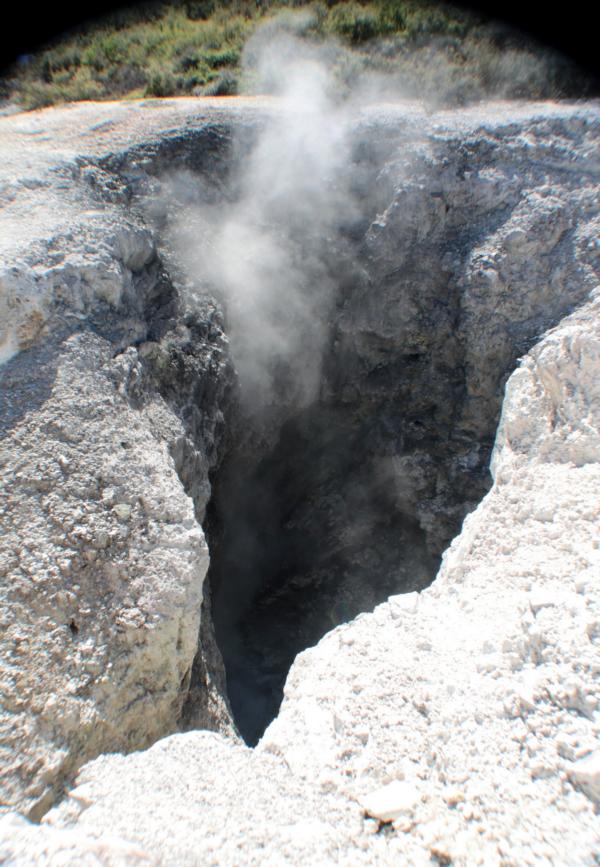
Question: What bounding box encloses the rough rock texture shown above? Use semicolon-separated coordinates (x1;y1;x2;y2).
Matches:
202;100;600;742
1;332;209;818
0;100;239;818
255;296;600;865
0;97;599;864
30;292;600;867
0;811;154;865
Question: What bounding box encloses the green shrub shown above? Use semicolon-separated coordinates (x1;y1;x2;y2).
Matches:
96;33;130;64
19;66;103;109
19;81;58;110
185;0;216;19
2;0;594;111
327;3;381;43
379;1;406;30
202;69;238;94
145;70;178;96
40;45;83;75
176;52;200;71
402;1;470;39
67;67;104;101
205;46;240;67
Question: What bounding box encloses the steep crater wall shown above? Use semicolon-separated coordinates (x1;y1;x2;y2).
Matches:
0;118;242;817
0;100;598;814
127;105;599;744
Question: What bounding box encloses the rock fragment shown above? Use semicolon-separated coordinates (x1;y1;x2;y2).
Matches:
569;752;600;804
360;780;420;822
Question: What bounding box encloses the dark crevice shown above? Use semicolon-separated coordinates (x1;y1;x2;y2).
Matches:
206;400;450;746
107;113;596;748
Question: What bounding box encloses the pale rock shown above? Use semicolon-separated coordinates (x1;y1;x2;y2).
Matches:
115;228;155;272
0;97;599;867
360;780;421;822
568;752;600;804
388;591;420;616
112;503;132;521
443;787;465;806
528;589;562;613
0;812;155;866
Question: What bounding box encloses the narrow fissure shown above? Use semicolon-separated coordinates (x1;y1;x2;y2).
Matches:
127;110;593;748
205;395;478;745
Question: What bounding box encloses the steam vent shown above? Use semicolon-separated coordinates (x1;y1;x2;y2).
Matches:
1;94;599;865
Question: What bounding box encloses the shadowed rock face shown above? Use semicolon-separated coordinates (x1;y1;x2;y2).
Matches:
190;107;599;743
0;99;598;819
0;109;243;817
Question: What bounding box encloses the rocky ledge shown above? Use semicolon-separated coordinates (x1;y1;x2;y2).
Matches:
0;96;599;865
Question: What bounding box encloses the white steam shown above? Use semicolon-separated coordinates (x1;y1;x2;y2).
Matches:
171;37;356;412
166;21;569;415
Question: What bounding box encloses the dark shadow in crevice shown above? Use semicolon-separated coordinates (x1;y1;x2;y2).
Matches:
207;402;442;746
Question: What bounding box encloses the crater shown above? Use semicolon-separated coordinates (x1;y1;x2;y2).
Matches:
207;403;443;745
1;96;597;825
133;105;593;747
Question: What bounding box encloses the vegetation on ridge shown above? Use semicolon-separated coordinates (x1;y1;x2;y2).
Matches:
0;0;595;111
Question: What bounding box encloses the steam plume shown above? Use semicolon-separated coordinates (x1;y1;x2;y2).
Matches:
172;36;357;414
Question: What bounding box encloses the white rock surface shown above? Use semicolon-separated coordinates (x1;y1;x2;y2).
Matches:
37;294;600;865
0;812;154;866
256;297;600;864
569;752;600;805
0;97;599;864
43;731;364;866
0;333;209;817
361;780;421;822
0;100;242;817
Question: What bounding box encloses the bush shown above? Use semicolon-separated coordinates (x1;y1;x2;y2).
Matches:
205;47;240;67
144;70;178;96
202;69;238;95
3;0;595;110
184;0;216;19
327;3;382;43
18;81;57;110
378;1;405;30
176;53;200;72
18;66;103;110
402;2;470;39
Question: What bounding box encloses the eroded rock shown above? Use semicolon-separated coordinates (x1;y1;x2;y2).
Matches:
0;97;599;865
